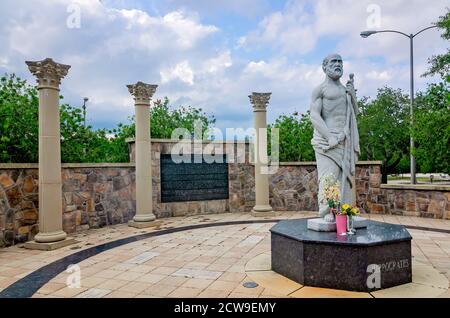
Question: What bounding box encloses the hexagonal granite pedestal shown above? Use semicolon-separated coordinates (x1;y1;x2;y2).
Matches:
270;219;412;292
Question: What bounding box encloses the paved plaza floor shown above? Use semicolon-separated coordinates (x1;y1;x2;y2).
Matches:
0;212;449;298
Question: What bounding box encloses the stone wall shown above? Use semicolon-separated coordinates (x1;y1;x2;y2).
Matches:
229;162;381;213
229;163;319;212
0;138;395;246
0;163;136;246
366;184;450;219
147;139;250;218
0;140;252;245
128;139;383;214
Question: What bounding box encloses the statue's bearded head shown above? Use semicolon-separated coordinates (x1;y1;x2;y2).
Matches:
322;54;343;80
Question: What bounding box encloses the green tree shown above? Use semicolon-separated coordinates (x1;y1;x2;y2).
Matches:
103;120;136;163
414;9;450;174
423;8;450;81
1;74;111;163
0;74;39;163
0;73;216;163
60;104;112;163
357;87;410;182
151;97;215;139
412;82;450;173
268;111;314;162
106;97;216;162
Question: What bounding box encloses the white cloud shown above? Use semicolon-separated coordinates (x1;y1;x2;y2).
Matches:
0;0;447;136
0;0;222;128
236;0;447;114
202;51;232;74
163;11;218;49
241;2;317;54
160;61;195;85
239;0;448;63
366;70;392;81
0;57;8;69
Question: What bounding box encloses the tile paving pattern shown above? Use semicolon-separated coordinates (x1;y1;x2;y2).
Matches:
0;212;449;298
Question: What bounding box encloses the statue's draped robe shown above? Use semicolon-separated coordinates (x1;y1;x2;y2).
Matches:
312;94;360;217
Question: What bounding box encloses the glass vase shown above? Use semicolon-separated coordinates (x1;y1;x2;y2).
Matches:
347;215;356;235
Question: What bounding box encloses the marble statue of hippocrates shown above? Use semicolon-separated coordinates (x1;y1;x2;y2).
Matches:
310;53;360;221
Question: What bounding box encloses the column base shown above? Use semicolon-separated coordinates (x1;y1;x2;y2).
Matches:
34;230;68;243
251;205;275;217
133;214;156;223
128;220;162;229
24;237;77;251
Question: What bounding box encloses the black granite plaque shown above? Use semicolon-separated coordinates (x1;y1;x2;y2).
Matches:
270;219;412;292
160;154;229;203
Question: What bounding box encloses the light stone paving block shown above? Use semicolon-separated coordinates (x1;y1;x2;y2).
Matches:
412;264;449;289
246;271;302;295
238;235;264;246
76;288;112;298
290;286;372;298
371;283;447;298
104;290;138;298
125;251;160;264
172;268;222;280
245;253;271;272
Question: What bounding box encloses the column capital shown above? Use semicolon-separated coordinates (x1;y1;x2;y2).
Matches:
127;82;158;105
249;92;271;112
26;58;70;90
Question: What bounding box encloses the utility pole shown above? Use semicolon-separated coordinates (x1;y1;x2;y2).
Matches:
82;97;89;127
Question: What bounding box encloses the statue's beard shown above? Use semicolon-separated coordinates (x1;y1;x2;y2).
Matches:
326;68;343;80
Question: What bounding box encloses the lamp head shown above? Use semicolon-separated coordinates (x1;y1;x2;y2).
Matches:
360;30;377;38
83;97;89;102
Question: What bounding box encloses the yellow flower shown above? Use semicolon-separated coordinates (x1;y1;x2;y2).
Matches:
342;204;350;211
351;208;359;215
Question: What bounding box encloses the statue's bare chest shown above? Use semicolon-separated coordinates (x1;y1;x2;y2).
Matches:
322;85;347;114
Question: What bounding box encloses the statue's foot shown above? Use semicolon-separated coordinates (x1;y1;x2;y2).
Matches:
324;213;335;223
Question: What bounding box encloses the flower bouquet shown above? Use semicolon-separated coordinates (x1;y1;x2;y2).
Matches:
340;204;360;235
319;174;341;222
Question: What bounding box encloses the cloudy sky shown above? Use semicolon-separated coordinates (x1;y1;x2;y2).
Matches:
0;0;448;136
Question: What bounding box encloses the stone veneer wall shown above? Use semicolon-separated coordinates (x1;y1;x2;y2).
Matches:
4;139;447;246
128;139;383;214
0;163;136;246
366;184;450;219
0;140;252;245
230;162;382;213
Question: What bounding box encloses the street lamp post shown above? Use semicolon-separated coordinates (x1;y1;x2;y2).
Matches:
360;26;438;184
82;97;89;127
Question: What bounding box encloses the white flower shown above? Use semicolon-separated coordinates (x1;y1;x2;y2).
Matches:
319;173;341;205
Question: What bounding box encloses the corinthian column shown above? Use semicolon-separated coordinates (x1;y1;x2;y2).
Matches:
24;58;75;250
250;93;275;217
127;82;160;228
